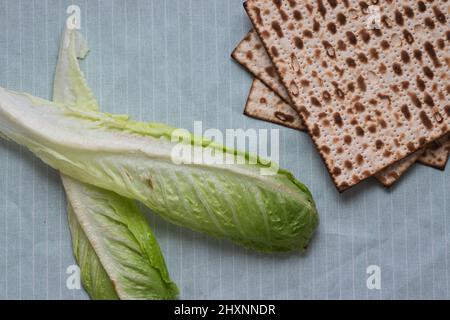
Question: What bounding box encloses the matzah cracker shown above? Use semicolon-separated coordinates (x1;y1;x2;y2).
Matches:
234;29;450;172
244;78;306;130
245;0;450;191
234;30;425;187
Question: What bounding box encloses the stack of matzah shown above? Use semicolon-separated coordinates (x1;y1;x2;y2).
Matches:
233;0;450;191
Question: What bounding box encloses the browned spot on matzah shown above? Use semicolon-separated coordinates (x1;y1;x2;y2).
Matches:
432;6;446;24
356;154;364;165
279;9;289;22
357;76;366;92
252;7;263;25
418;1;426;13
272;0;281;9
260;30;270;38
270;46;279;57
327;22;337;34
423;66;434;79
287;0;297;8
424;42;441;68
322;41;336;58
344;160;353;170
369;48;379;60
346;58;356;67
321;145;331;154
381;15;392;29
375;140;384;149
265;66;276;77
420;111;433;129
271;21;284;38
347;82;355;92
407;142;416;152
404;6;414;18
334;113;343;127
354;102;365;112
400;51;410;64
445;105;450;116
372;28;382;37
337;39;346;51
402;81;410;90
424;17;435;30
359;29;371;44
424;93;435;107
358;53;368;63
408;92;422;108
346;31;357;45
413;49;422;62
337;12;346;25
416;76;425;91
355;126;364;137
317;0;327;18
312;124;321;137
401;105;412;120
275;111;294;122
395;10;404;26
311;96;322;107
332;167;342;176
313;19;320;32
393;63;403;76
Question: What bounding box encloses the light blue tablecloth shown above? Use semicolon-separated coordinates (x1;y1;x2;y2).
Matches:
0;0;448;300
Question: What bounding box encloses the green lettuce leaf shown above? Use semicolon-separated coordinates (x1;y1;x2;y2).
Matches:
67;203;119;300
0;86;318;252
55;27;178;299
65;178;178;299
0;86;319;252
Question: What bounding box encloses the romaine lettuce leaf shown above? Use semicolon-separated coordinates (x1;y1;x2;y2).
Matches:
54;27;178;299
65;178;178;299
0;85;318;252
0;86;319;252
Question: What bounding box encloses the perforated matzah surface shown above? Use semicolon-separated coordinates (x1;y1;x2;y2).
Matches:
234;31;427;187
233;28;450;171
245;0;450;191
243;76;425;188
245;78;306;130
